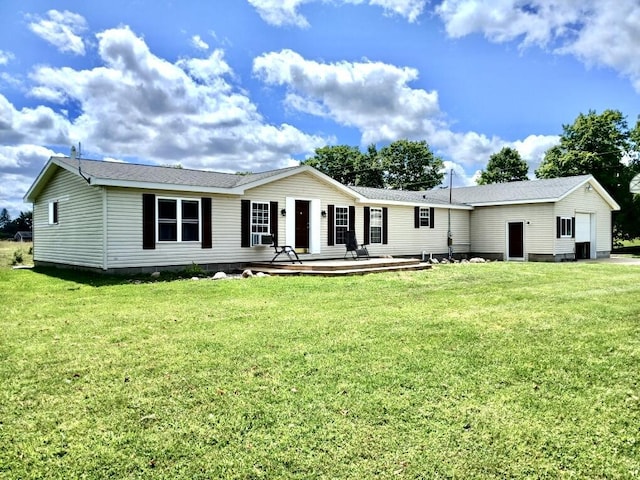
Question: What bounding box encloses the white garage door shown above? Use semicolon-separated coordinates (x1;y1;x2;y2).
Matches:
575;213;591;242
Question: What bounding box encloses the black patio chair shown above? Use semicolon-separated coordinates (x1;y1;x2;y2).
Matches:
267;234;302;264
344;230;370;260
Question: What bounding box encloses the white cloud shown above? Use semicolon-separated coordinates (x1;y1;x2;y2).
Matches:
247;0;426;27
22;26;324;172
511;134;559;172
253;49;441;145
0;50;14;65
0;144;61;216
191;35;209;51
435;0;640;92
253;48;560;176
27;10;88;56
0;93;71;146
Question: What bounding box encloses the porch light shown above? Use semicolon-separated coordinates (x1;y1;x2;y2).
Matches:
321;210;327;218
280;208;287;216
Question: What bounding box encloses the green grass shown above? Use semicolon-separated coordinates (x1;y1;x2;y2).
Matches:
1;260;639;478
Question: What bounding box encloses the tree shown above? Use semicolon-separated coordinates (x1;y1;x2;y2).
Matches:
302;144;384;187
378;139;444;190
13;211;33;232
0;208;11;232
477;147;529;185
302;145;363;186
535;109;640;240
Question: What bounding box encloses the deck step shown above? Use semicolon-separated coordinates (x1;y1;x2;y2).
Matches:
250;258;432;276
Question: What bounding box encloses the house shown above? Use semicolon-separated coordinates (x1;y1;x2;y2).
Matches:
13;231;33;242
24;156;620;273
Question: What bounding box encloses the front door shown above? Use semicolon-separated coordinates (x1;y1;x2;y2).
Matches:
295;200;310;251
508;222;524;259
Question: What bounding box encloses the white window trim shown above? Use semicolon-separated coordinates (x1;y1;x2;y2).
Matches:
335;206;349;245
48;201;58;225
370;207;383;244
251;201;270;247
560;216;573;238
156;197;201;243
419;207;430;227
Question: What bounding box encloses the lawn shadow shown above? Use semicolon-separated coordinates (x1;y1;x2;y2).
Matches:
30;266;191;287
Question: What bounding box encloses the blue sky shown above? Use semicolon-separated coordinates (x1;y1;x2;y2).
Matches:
2;0;639;216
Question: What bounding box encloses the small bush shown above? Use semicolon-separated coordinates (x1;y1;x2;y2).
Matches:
11;249;24;265
183;262;204;276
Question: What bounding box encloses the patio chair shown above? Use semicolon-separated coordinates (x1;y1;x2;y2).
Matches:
267;234;302;264
344;230;370;260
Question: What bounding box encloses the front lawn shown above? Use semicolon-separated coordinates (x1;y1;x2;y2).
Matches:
1;262;639;478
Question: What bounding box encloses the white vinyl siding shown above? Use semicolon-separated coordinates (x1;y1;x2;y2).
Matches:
470;204;554;259
32;168;104;268
555;182;613;257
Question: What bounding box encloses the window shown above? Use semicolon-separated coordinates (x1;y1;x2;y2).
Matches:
48;201;59;224
251;202;270;246
335;206;348;244
560;217;573;238
157;198;200;242
419;207;430;227
370;207;383;244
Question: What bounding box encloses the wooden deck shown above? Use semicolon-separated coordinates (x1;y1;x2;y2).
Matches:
250;257;432;276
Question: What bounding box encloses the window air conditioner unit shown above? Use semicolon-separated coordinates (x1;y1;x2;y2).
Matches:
252;234;273;246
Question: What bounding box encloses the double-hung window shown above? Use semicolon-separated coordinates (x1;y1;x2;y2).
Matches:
419;207;430;227
335;206;348;244
157;198;200;242
251;202;270;246
370;207;383;244
560;217;573;238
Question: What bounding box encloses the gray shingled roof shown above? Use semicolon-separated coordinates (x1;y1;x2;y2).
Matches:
50;157;604;208
350;186;453;206
54;157;300;189
354;175;594;206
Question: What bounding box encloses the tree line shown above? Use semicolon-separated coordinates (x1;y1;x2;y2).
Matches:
0;209;33;239
302;109;640;241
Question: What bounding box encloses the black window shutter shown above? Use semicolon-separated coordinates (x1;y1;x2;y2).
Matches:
430;207;435;229
382;207;388;244
241;200;251;248
327;205;335;246
142;194;155;250
414;206;420;229
349;206;355;231
201;197;212;249
556;216;561;239
363;207;370;244
571;217;575;238
270;201;279;241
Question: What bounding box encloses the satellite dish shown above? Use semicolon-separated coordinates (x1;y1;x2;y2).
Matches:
631;173;640;194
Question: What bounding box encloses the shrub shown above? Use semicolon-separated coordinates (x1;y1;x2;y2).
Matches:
11;249;24;265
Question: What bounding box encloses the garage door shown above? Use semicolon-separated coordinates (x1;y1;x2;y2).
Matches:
575;213;591;243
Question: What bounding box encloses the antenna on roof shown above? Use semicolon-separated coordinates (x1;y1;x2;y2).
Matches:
72;142;91;184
